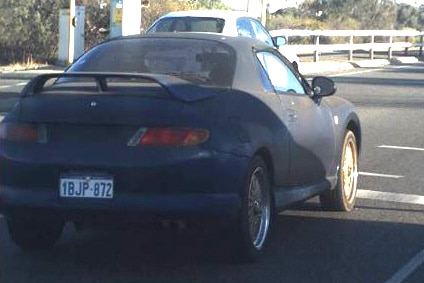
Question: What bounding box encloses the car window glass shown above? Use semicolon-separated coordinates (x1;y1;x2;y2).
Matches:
190;18;225;32
236;18;254;38
68;38;236;88
254;55;274;92
256;51;305;94
250;19;274;47
148;19;174;33
173;20;187;32
148;17;225;33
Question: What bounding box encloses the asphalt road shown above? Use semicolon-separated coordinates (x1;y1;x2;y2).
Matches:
1;64;424;283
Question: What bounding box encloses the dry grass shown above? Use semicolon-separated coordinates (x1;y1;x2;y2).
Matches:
0;56;48;72
0;62;48;72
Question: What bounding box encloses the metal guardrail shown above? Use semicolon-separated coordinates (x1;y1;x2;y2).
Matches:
269;29;424;62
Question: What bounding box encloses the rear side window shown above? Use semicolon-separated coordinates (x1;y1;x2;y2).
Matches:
147;17;225;33
256;51;305;94
69;38;236;87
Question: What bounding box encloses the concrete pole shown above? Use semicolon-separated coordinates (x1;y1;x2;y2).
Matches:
261;0;267;27
68;0;75;64
110;0;141;38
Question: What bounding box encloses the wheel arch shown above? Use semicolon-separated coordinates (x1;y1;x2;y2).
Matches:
346;119;361;154
254;147;274;188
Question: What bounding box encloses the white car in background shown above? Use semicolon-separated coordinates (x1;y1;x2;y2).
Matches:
146;10;300;66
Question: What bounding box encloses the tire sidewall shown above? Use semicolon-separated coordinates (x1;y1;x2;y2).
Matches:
237;155;272;261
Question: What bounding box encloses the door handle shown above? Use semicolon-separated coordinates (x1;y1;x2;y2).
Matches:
287;109;298;121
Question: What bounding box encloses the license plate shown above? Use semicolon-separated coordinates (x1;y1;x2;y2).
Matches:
60;174;114;199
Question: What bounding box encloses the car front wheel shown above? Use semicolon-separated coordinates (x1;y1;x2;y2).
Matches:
320;130;359;211
7;215;64;250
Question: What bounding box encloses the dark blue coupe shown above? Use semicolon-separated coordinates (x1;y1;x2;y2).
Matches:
0;33;360;261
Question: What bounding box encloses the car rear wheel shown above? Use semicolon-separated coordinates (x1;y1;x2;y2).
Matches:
234;156;272;262
7;215;64;250
320;130;358;211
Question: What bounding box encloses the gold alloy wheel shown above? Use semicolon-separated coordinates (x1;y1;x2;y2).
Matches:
341;134;358;204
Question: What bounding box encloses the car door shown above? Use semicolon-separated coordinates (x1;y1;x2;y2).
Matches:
256;51;337;186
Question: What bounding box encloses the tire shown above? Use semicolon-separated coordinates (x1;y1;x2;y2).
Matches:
234;156;273;262
7;215;64;250
320;130;359;211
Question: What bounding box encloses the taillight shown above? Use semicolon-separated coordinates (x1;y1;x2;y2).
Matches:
0;123;40;142
127;128;209;147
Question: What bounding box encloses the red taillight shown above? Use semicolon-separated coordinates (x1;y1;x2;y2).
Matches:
128;128;209;147
0;123;39;142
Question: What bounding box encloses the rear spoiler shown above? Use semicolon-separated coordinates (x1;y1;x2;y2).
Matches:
21;72;218;102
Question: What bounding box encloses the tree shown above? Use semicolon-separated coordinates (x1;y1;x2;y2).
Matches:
396;4;419;29
196;0;229;10
77;0;110;49
1;0;62;64
299;0;396;30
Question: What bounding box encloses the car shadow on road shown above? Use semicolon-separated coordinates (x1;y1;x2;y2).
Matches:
2;209;424;283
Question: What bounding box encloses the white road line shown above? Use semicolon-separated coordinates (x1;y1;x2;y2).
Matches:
359;172;403;179
384;247;424;283
330;68;384;77
357;189;424;206
330;65;415;78
378;145;424;152
0;82;27;89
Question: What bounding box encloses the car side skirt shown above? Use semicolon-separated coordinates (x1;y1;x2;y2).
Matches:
273;176;337;211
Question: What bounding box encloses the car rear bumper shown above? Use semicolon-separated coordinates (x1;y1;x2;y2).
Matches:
1;186;240;220
1;150;249;221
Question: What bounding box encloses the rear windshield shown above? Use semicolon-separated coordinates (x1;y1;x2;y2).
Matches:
68;37;235;87
147;17;225;33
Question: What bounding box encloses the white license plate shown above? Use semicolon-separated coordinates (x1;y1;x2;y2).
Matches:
60;174;114;199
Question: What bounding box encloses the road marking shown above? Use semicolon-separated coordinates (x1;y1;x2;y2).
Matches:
0;82;27;89
357;189;424;206
329;64;416;78
378;145;424;152
384;247;424;283
330;68;385;77
359;172;403;179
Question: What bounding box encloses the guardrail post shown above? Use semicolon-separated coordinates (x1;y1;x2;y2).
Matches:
388;36;393;60
420;34;423;56
349;35;354;61
314;35;320;62
369;35;375;60
404;36;409;55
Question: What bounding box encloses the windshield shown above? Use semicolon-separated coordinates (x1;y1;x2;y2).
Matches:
147;17;225;33
68;37;235;88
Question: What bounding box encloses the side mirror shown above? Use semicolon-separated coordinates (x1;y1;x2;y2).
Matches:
274;36;287;47
312;76;336;97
